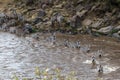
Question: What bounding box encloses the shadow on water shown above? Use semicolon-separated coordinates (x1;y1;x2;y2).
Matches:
0;32;120;80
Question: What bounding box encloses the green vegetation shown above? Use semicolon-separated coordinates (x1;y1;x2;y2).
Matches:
12;67;78;80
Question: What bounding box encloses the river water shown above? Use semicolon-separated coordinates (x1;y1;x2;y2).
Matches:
0;32;120;80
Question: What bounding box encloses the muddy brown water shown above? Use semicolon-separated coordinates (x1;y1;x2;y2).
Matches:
0;32;120;80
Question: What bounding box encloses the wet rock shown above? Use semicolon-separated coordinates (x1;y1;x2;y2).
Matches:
23;23;33;34
112;33;120;39
97;26;113;34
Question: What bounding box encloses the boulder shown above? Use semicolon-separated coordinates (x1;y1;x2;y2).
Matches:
97;26;113;34
114;25;120;31
82;19;92;26
0;13;6;18
112;33;120;39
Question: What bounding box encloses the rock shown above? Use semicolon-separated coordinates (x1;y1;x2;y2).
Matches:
77;0;84;4
41;4;47;9
24;0;34;6
41;0;53;6
56;13;64;27
82;19;92;26
54;4;63;9
91;21;102;28
51;15;57;27
0;13;6;18
51;13;65;28
0;13;7;25
69;15;81;28
37;9;46;18
76;4;84;12
0;17;5;25
76;10;88;17
97;26;113;34
9;27;16;34
23;23;33;34
7;19;17;27
9;9;18;19
32;17;43;25
112;33;120;39
114;25;120;31
1;23;9;32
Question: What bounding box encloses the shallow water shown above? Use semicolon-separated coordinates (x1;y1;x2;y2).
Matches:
0;32;120;80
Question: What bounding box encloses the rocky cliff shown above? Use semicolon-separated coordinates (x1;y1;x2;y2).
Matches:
0;0;120;39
